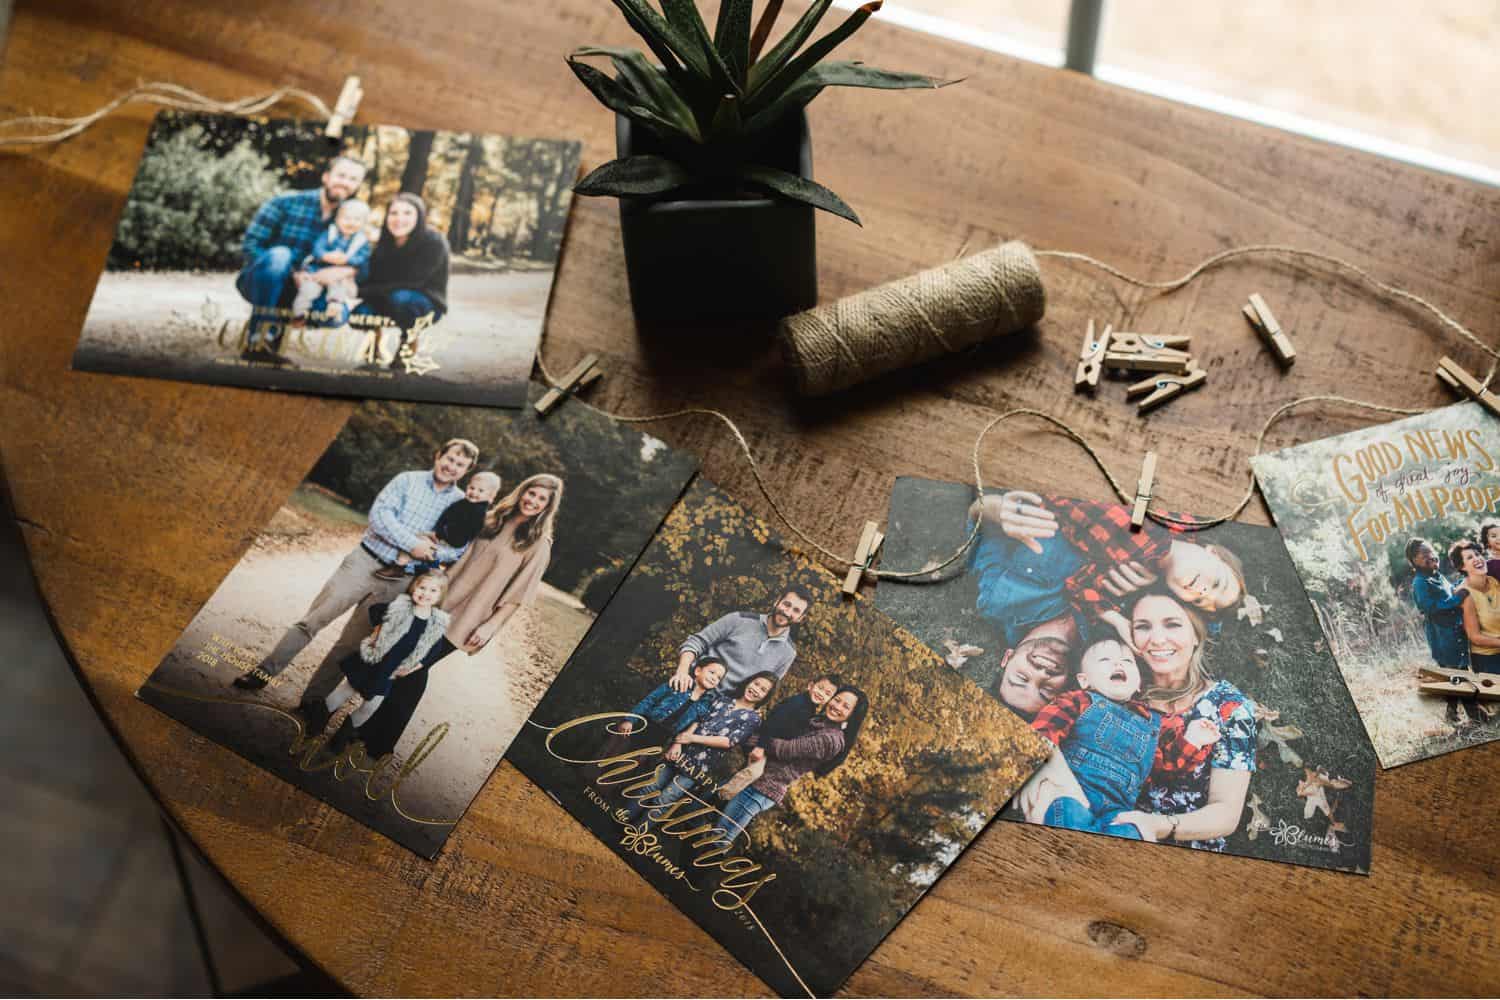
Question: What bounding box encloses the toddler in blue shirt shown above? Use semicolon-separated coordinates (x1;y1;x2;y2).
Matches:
292;198;372;322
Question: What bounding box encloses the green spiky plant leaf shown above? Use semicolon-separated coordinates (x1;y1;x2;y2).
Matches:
570;0;957;224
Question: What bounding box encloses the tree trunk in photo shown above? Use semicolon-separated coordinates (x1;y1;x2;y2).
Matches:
400;130;435;195
369;132;382;198
527;148;558;260
481;187;504;257
447;135;484;254
535;151;571;261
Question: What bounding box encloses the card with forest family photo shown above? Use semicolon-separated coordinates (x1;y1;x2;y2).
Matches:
135;386;696;857
1252;401;1500;767
72;111;580;407
505;480;1051;999
877;477;1377;874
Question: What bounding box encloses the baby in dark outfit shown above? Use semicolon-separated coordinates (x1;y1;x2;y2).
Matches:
375;470;500;580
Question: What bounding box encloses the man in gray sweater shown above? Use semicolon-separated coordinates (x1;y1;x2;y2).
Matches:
669;583;814;693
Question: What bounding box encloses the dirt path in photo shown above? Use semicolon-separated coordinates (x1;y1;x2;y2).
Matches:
74;269;550;391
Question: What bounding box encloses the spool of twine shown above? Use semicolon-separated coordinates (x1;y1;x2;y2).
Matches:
778;240;1046;396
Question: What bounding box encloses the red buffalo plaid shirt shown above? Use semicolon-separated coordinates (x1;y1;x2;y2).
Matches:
1031;690;1212;776
1050;496;1190;618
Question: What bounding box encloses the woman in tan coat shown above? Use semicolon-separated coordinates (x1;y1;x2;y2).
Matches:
353;473;562;758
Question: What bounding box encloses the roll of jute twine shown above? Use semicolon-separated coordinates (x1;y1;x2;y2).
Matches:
8;84;1497;581
779;240;1046;396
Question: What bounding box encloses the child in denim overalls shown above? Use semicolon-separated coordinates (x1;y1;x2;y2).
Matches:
1030;638;1219;839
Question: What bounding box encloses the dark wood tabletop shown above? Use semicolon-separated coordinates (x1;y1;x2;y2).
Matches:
3;1;1499;995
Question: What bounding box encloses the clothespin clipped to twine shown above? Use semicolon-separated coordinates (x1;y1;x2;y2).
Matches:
842;521;884;597
1130;451;1157;530
535;353;603;416
1435;356;1500;419
324;76;364;139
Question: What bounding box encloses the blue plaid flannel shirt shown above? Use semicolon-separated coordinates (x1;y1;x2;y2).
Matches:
241;188;333;266
361;471;467;569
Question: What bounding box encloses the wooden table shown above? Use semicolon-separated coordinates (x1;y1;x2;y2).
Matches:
4;1;1498;995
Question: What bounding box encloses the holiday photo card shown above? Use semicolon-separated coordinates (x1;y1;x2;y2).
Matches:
136;388;695;856
506;480;1051;998
73;111;580;408
878;477;1377;874
1252;401;1500;767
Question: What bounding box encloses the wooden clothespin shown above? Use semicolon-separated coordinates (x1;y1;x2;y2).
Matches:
842;521;883;597
1242;294;1296;367
1126;365;1207;413
1110;332;1191;353
1104;332;1194;373
534;353;603;415
1074;320;1111;392
1435;356;1500;419
1130;451;1157;530
1417;666;1500;702
324;75;364;139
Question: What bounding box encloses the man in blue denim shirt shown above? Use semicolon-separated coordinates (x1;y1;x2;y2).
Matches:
236;154;367;358
970;505;1086;652
1407;538;1476;727
1407;538;1468;669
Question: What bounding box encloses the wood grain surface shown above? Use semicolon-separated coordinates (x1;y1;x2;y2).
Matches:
3;1;1499;995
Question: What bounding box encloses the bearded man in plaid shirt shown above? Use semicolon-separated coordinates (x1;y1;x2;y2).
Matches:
235;154;367;360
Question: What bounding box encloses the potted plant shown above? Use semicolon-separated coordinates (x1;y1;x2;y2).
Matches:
569;0;953;320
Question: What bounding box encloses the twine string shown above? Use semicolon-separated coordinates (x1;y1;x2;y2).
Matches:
779;241;1046;396
541;244;1494;579
1036;244;1496;363
0;82;334;149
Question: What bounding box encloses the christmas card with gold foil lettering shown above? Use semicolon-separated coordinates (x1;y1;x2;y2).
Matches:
1252;402;1500;767
506;479;1050;998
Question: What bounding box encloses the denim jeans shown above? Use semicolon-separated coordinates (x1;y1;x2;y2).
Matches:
235;246;307;347
1471;652;1500;674
1044;796;1144;840
356;290;442;333
720;787;777;842
1062;697;1159;817
624;766;697;823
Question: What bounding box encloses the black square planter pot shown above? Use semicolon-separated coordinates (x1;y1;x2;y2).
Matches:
615;112;818;322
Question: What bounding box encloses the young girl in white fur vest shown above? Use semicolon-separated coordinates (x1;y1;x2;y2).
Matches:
324;570;450;730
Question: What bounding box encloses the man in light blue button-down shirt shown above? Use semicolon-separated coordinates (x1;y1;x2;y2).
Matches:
234;438;478;724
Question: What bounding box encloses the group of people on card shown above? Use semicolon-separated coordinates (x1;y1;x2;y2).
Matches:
232;438;562;757
1406;524;1500;725
235;153;451;370
967;490;1259;850
609;585;870;843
